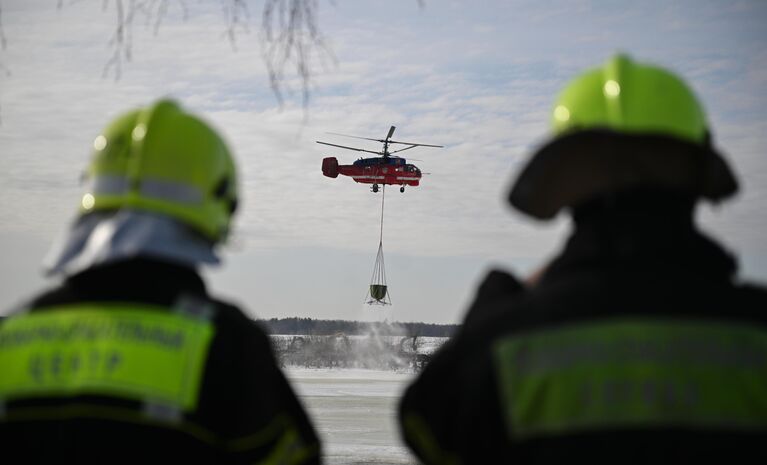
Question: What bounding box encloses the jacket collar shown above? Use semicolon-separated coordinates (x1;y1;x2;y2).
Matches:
66;258;208;297
542;194;736;284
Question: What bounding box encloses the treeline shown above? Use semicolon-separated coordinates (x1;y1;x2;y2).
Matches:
257;317;458;337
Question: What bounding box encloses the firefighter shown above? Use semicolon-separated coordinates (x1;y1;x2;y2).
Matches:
0;100;321;464
398;55;767;463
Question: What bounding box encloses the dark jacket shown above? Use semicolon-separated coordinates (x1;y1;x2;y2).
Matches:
399;197;767;464
0;259;320;464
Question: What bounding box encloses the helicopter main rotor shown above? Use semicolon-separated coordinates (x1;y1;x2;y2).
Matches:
317;125;443;158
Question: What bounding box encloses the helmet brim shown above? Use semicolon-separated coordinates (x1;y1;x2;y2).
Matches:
508;130;739;219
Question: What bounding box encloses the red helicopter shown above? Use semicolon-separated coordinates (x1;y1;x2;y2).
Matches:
319;126;442;193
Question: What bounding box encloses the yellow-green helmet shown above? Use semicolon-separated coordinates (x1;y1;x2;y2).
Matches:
509;54;738;219
81;99;238;242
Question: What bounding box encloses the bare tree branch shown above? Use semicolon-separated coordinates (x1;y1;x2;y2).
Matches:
260;0;336;109
100;0;182;80
221;0;250;51
95;0;333;108
101;0;126;80
2;0;339;122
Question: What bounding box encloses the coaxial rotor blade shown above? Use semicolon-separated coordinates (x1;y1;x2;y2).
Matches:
390;143;441;154
388;140;443;147
325;128;441;148
326;132;385;143
316;141;383;155
389;145;418;154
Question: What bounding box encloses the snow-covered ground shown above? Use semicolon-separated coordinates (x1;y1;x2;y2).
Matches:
286;368;419;465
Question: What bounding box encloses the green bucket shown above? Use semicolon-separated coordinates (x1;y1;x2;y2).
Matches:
370;284;388;301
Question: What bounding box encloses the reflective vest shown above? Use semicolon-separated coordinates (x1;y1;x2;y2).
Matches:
0;298;214;420
494;318;767;439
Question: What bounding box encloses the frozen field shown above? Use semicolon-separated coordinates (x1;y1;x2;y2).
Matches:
285;368;419;465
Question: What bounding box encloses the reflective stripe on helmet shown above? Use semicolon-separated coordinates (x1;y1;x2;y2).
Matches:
140;178;204;205
91;175;130;196
88;175;205;206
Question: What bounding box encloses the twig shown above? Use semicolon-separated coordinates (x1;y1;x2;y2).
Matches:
260;0;336;110
222;0;249;52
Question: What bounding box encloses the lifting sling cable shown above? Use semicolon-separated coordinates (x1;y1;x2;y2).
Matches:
379;182;385;245
367;185;391;305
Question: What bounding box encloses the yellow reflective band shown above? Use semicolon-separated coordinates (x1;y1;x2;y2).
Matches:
494;319;767;439
0;305;214;411
255;427;317;465
402;413;461;465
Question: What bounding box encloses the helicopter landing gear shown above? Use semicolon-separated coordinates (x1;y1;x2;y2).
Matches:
400;186;405;193
371;184;379;193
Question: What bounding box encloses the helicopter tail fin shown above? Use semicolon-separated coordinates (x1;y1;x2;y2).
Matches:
322;157;339;178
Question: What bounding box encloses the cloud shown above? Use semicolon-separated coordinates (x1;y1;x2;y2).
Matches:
1;1;766;321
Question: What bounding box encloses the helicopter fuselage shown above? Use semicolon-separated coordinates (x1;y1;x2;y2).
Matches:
322;156;421;187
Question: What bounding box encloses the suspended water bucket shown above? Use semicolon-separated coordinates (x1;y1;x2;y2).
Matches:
370;284;388;302
366;241;391;306
365;186;391;306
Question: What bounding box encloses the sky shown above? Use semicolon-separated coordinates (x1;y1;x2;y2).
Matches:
1;0;766;324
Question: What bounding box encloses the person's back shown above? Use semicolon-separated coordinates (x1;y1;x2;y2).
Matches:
0;100;320;464
398;56;767;464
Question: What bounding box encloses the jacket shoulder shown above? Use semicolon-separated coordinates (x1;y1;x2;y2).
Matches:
734;281;767;299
